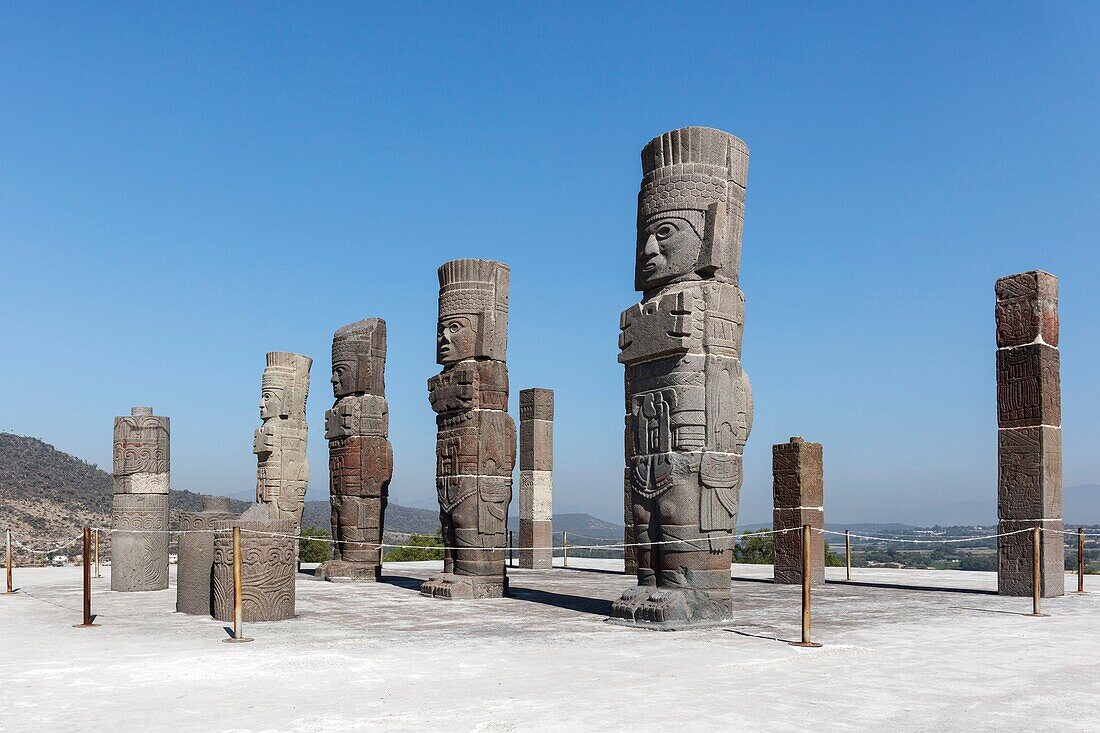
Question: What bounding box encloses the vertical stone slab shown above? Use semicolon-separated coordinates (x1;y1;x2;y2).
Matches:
422;259;516;600
996;271;1064;597
519;388;553;569
772;437;825;585
111;406;170;592
176;496;235;615
611;127;754;629
254;352;312;529
316;318;393;582
212;514;296;622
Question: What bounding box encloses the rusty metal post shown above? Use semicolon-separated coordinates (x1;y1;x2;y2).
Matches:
6;529;13;593
1029;526;1046;617
790;524;822;647
1078;527;1086;593
93;528;101;579
73;528;98;627
562;530;568;568
224;526;253;643
845;529;851;581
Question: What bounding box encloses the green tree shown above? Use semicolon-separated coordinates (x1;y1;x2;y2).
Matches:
733;532;774;564
384;530;444;562
299;526;332;563
825;541;845;567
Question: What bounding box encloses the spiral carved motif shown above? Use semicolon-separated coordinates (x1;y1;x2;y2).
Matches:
211;519;296;622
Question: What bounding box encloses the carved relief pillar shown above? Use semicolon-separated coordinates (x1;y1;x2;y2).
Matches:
996;271;1063;597
111;406;170;592
176;496;235;615
772;437;824;585
519;388;553;569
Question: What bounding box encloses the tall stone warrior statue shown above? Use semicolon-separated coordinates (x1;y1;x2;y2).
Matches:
422;258;516;600
111;407;171;592
254;351;312;527
611;127;754;628
316;318;393;582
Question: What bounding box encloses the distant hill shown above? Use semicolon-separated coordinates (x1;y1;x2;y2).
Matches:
507;512;623;540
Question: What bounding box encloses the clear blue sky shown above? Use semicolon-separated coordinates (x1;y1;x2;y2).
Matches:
2;3;1097;525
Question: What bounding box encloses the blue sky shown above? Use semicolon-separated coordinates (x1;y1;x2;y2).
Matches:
2;3;1097;525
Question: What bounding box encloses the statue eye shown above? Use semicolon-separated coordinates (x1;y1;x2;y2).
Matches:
655;222;677;239
449;323;460;332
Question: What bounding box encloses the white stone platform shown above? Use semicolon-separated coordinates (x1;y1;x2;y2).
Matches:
1;560;1097;731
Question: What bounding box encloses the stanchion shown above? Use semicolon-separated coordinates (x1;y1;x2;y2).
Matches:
790;524;822;648
1078;527;1086;593
508;530;514;567
1029;526;1046;617
845;529;851;581
93;528;101;579
73;528;99;628
562;531;569;568
224;526;254;643
6;529;15;594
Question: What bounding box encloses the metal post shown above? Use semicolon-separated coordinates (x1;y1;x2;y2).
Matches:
1078;527;1086;593
224;526;253;643
845;529;851;581
790;524;822;647
94;528;101;579
73;528;98;627
6;529;14;593
508;530;514;567
562;531;569;568
1030;526;1046;617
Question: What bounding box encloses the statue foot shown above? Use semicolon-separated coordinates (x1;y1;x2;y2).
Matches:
420;573;505;600
609;584;656;619
315;560;380;583
636;588;730;625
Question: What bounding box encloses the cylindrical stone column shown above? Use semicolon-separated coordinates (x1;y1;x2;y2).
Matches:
996;271;1064;597
111;407;170;592
519;388;554;569
212;517;296;622
772;437;825;585
176;496;235;615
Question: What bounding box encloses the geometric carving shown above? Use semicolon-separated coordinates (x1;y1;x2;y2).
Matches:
212;517;296;622
317;318;392;582
772;438;825;585
253;352;312;527
176;496;236;615
611;127;754;629
996;270;1063;597
519;388;553;569
111;406;170;592
422;259;516;600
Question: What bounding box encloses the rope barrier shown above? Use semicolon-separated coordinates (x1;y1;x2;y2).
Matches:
10;534;85;555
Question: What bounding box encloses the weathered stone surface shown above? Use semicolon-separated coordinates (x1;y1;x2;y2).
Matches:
212;515;296;622
996;271;1063;598
520;389;554;569
772;437;825;585
611;127;754;629
422;259;515;600
254;352;311;527
773;515;825;586
176;495;235;615
317;319;391;583
111;407;170;592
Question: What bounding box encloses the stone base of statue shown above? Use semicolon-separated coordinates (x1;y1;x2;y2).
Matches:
314;559;381;583
608;586;733;630
176;496;235;615
420;572;506;600
212;515;296;622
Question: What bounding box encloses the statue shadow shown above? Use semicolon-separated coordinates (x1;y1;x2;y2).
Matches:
825;579;998;596
506;585;613;617
542;565;628;577
725;628;799;645
379;575;427;592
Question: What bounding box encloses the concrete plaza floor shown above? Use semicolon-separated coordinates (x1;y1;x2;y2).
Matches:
1;560;1097;731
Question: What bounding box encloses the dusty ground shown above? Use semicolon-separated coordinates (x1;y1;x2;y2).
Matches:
1;560;1096;732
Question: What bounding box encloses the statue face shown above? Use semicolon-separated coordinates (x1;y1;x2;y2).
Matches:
260;387;285;419
437;315;477;364
635;215;704;291
331;358;357;398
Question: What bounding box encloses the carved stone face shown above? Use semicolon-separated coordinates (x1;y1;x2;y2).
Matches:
437;315;478;364
636;215;704;291
331;358;357;398
260;387;285;419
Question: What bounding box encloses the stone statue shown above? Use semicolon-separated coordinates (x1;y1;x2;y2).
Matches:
611;127;754;628
519;388;553;569
111;406;170;592
995;271;1063;597
176;495;235;615
421;258;516;599
772;437;824;585
316;318;393;582
212;509;297;622
254;352;312;528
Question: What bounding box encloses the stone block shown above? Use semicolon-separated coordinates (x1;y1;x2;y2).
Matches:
175;498;235;615
328;435;393;498
331;318;386;398
428;360;509;413
998;426;1062;521
773;521;825;586
212;517;296;621
520;419;553;472
436;410;516;478
997;520;1065;597
325;394;388;439
996;344;1060;428
519;470;553;522
110;493;170;592
995;271;1058;348
519;388;554;421
519;519;553;569
619;281;744;365
772;437;824;508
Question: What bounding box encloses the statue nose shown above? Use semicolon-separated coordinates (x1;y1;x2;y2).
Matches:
643;234;660;256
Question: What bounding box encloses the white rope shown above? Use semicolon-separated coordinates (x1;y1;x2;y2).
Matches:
10;534;85;555
816;528;1032;544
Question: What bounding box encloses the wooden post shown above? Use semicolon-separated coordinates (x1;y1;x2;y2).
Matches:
73;528;98;627
845;529;851;581
562;531;569;568
1030;526;1046;617
223;526;253;643
5;529;13;594
790;524;822;647
508;530;514;567
1078;527;1086;593
93;528;101;579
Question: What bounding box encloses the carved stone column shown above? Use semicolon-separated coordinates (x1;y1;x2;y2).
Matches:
254;352;312;528
772;437;824;585
316;318;393;582
996;271;1063;597
610;127;754;628
422;259;516;600
519;388;553;569
111;406;170;592
212;515;296;622
176;496;235;615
